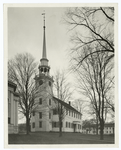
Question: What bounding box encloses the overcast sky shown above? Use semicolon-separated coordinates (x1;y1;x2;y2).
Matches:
8;7;72;76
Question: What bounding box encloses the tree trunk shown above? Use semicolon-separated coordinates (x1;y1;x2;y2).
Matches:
100;127;103;140
96;118;98;135
59;118;62;137
58;103;63;137
26;115;30;135
100;120;104;140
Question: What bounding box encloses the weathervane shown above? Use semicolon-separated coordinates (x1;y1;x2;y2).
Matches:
42;11;45;28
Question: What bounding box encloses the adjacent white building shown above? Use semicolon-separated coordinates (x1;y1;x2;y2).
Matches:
103;123;114;135
8;81;19;134
82;123;114;135
30;14;82;133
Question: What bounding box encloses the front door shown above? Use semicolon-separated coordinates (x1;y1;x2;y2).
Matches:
73;124;76;132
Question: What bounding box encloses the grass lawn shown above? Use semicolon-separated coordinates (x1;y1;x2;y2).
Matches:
9;132;114;144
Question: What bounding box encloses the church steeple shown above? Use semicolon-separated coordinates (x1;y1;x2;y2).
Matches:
39;12;50;76
42;12;47;59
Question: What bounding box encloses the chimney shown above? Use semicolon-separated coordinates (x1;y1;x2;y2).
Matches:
69;101;71;106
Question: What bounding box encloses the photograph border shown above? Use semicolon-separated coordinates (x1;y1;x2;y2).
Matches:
3;2;119;149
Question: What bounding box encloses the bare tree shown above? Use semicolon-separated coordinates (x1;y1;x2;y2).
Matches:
105;83;115;113
64;7;114;139
72;99;83;113
88;105;99;135
72;97;99;135
8;53;38;134
64;7;114;63
53;70;73;137
72;98;88;118
71;46;114;140
53;70;72;102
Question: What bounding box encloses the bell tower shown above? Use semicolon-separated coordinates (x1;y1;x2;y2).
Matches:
34;12;53;87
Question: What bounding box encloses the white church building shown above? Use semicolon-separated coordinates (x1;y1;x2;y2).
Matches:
30;14;82;133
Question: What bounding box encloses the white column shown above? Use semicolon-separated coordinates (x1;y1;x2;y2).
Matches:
16;101;18;127
14;100;18;133
81;119;82;132
14;100;16;125
10;92;14;124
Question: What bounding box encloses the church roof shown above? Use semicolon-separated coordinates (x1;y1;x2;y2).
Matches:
53;96;82;115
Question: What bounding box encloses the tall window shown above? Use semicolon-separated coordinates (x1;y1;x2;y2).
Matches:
39;98;42;105
39;121;42;128
53;108;58;115
53;109;56;115
39;112;42;119
69;122;70;128
32;122;35;128
66;122;68;128
66;109;68;115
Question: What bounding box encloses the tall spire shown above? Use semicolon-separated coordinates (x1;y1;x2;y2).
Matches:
42;12;47;59
39;11;50;76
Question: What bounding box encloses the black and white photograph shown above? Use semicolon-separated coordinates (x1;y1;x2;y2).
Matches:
3;3;119;148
